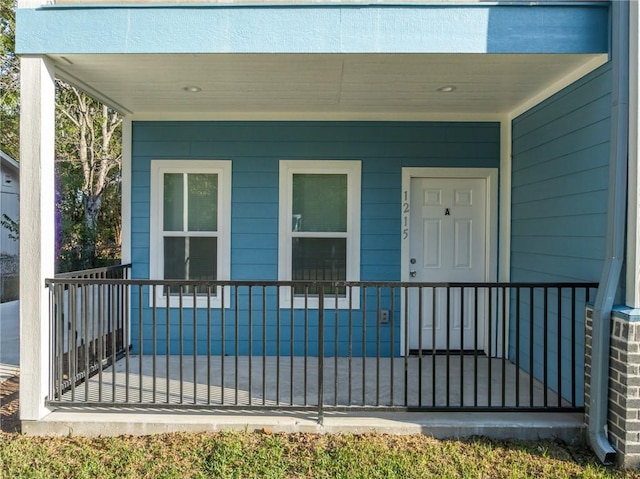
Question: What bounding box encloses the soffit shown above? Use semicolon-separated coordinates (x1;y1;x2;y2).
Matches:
49;53;607;117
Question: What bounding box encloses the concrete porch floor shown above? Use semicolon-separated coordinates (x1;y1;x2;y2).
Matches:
23;355;585;441
55;355;574;408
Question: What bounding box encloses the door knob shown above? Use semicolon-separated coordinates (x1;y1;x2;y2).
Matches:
410;271;417;277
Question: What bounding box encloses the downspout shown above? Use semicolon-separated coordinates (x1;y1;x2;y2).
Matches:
588;0;629;466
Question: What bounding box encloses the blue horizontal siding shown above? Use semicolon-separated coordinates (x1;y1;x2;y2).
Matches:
511;63;611;283
17;5;608;55
510;63;612;404
130;121;499;356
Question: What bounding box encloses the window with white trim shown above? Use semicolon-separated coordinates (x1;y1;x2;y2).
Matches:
150;160;231;308
278;160;361;309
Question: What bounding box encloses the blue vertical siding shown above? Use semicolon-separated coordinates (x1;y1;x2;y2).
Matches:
130;121;500;356
510;63;612;404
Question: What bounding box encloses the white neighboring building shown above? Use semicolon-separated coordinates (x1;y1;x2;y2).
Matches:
0;150;19;298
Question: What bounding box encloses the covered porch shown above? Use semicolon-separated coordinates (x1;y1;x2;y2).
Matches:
45;265;596;422
16;1;632;447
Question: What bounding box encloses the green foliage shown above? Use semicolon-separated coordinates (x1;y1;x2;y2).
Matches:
0;0;18;160
0;0;122;273
55;81;123;272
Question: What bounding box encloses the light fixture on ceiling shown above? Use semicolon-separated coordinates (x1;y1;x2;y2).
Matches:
437;85;457;93
182;86;202;93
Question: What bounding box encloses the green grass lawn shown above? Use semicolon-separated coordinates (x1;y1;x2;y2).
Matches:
2;431;640;479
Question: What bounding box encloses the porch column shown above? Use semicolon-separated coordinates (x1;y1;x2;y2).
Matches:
121;117;132;264
19;56;56;421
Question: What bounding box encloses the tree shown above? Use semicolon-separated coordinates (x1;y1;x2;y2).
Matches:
0;0;19;159
1;0;123;272
56;81;122;270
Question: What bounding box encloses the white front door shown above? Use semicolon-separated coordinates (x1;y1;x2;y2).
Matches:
407;176;487;351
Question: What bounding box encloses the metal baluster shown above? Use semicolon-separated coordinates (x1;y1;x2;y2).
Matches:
390;286;395;407
473;286;479;407
432;286;436;407
124;280;131;402
557;287;562;407
318;286;324;423
446;286;450;407
304;286;308;406
404;286;409;407
362;285;367;406
179;286;184;404
249;285;253;406
418;285;423;407
235;285;239;406
543;287;548;408
334;286;339;406
166;285;171;404
515;287;521;408
152;285;157;404
376;286;381;406
137;284;142;403
276;286;281;406
501;286;507;408
460;286;465;407
207;285;211;405
571;287;577;408
193;286;197;405
262;286;267;406
82;284;89;402
348;285;353;406
487;286;493;408
529;287;534;408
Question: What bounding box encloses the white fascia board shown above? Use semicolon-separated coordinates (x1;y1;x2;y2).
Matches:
130;112;505;122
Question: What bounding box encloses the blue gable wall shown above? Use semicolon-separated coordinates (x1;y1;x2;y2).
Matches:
130;121;500;356
510;63;612;404
511;64;611;283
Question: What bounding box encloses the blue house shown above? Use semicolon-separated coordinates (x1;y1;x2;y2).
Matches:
15;0;640;467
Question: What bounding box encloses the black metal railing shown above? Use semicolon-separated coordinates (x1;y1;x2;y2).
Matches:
48;264;131;396
45;277;596;419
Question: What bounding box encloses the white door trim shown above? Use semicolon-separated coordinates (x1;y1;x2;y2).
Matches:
400;167;499;355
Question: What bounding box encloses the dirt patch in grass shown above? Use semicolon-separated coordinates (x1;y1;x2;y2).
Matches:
0;374;20;433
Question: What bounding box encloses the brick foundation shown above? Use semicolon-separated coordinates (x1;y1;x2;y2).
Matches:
585;307;640;468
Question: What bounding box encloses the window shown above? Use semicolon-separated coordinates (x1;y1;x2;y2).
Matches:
150;160;231;307
279;160;361;309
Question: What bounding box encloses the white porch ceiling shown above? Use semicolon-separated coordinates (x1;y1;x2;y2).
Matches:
49;53;607;118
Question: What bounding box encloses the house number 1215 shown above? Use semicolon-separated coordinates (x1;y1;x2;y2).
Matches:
402;190;409;239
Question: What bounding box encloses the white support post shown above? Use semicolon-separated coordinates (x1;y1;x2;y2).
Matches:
628;1;640;309
19;56;56;421
499;117;512;282
121;117;132;265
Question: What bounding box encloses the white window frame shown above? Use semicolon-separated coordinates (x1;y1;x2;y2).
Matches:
278;160;361;309
150;160;232;308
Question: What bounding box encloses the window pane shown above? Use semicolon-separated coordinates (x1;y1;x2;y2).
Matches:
188;237;217;281
163;174;184;231
164;237;217;295
292;238;346;295
188;174;218;231
164;237;185;279
292;174;347;232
